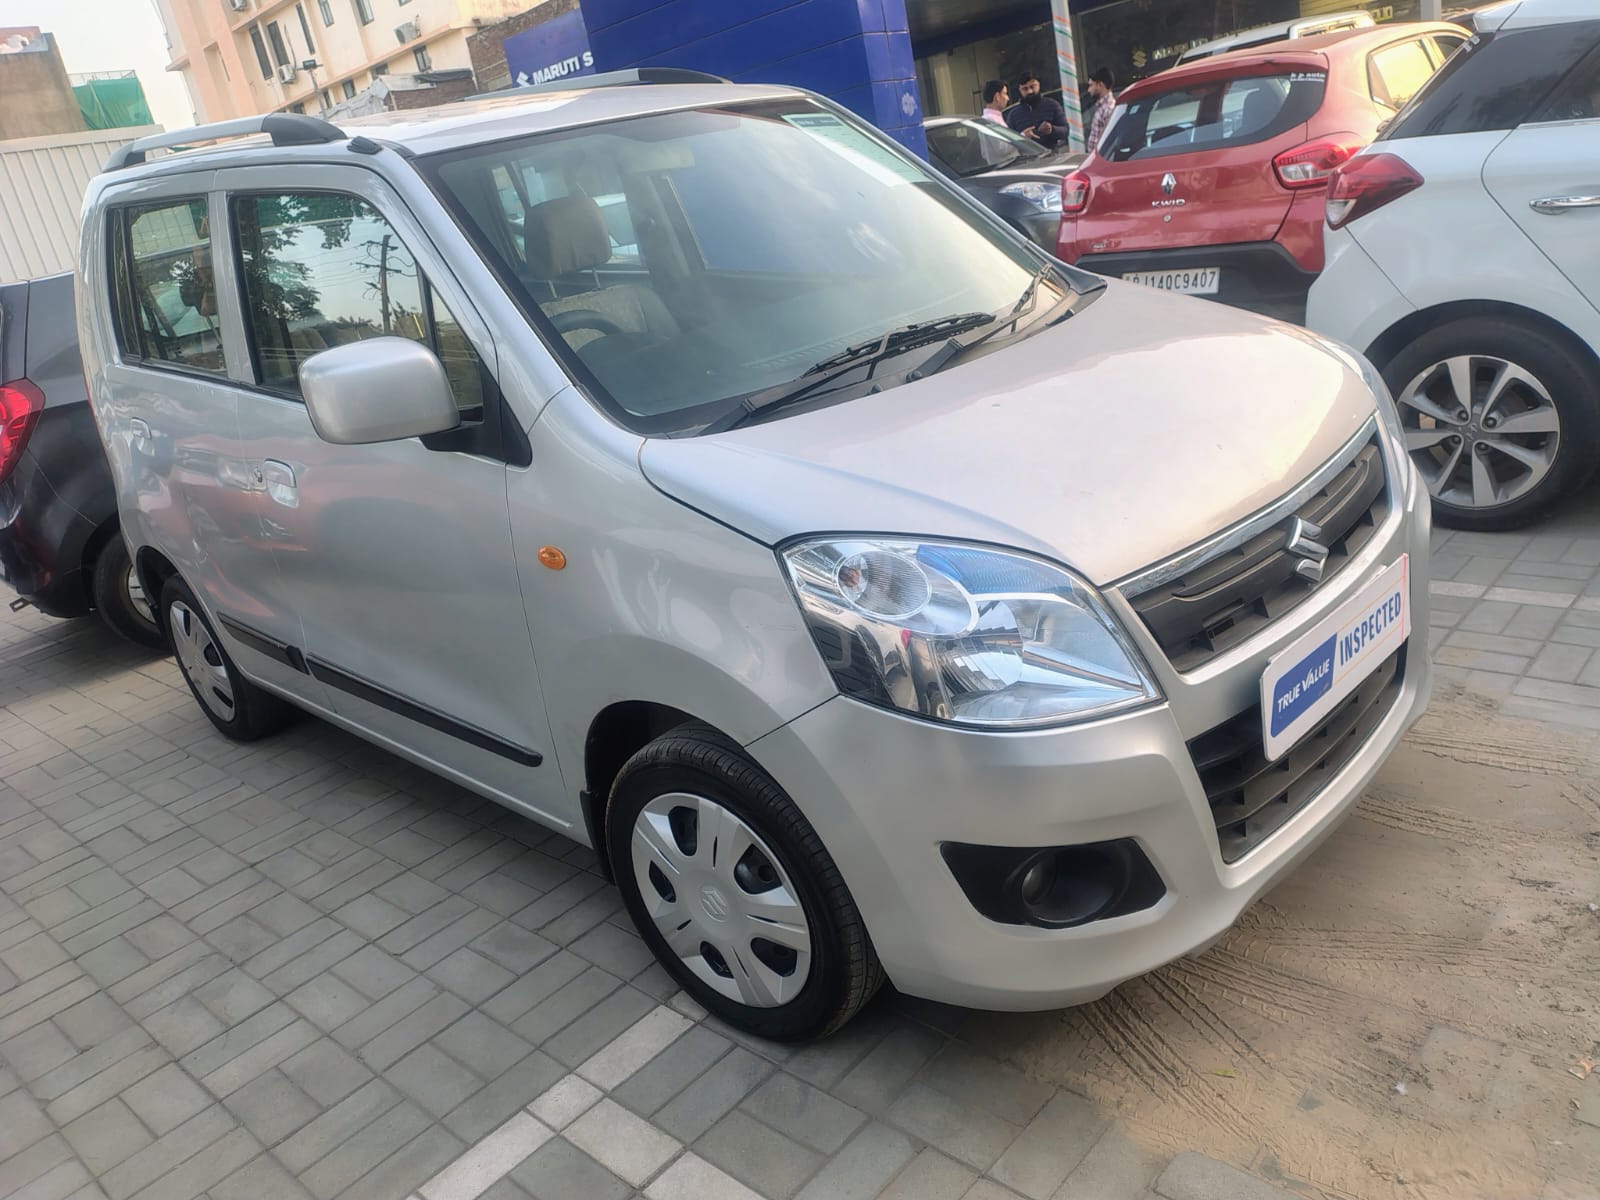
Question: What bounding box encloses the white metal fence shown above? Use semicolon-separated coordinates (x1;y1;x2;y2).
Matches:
0;125;159;285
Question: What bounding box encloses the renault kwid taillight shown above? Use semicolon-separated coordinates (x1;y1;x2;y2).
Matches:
1325;153;1424;230
0;379;44;484
1272;134;1364;189
1061;171;1090;214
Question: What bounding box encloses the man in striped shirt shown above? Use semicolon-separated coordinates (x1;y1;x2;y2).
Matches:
1087;68;1117;154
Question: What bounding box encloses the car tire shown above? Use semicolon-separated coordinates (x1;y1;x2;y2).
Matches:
160;576;292;741
90;536;164;649
606;722;883;1041
1381;317;1600;531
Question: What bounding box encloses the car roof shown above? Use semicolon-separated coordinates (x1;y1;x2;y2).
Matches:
95;82;806;182
1472;0;1598;28
1124;22;1466;100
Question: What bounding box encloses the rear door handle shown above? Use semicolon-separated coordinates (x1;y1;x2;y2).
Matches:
261;459;298;508
129;418;151;446
1530;194;1600;213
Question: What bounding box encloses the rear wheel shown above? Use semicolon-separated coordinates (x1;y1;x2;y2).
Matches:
90;536;164;649
1382;317;1600;530
606;723;882;1041
161;576;292;741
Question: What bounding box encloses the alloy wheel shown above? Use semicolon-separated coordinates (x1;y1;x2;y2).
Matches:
168;601;236;723
630;792;813;1008
1397;354;1560;510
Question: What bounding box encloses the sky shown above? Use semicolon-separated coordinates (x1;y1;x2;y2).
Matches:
0;0;194;130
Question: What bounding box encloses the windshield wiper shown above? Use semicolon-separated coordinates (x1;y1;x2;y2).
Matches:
699;311;996;434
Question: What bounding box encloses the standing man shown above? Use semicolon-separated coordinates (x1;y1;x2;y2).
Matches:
1006;73;1069;150
1087;67;1118;154
981;80;1009;125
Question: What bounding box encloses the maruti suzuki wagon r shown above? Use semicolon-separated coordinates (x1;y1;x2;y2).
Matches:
78;73;1432;1040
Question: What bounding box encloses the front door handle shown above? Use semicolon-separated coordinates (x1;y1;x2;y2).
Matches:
129;418;152;446
261;459;298;508
1530;194;1600;214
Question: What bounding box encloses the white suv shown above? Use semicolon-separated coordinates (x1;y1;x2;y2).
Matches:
79;75;1431;1039
1308;0;1600;529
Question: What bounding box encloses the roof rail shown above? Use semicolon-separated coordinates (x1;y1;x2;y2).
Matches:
104;113;346;171
472;66;731;101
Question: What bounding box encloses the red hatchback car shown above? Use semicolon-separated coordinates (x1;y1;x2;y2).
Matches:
1057;23;1469;322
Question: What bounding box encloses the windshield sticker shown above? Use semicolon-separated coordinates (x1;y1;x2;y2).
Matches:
780;113;923;185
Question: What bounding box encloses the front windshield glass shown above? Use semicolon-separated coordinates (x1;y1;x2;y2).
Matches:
423;99;1053;435
926;119;1046;175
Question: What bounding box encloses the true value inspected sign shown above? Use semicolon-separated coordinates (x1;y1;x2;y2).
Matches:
1259;555;1410;760
504;8;596;88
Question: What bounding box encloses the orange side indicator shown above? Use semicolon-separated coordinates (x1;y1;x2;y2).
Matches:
537;546;567;570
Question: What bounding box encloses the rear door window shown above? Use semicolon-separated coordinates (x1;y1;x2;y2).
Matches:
1368;38;1439;110
1098;71;1326;163
110;198;227;375
1383;23;1600;139
1531;41;1600;123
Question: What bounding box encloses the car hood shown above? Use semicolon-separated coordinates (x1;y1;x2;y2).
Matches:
638;284;1379;585
968;152;1086;185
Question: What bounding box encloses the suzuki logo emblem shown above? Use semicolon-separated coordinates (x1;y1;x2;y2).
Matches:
699;885;731;922
1160;172;1178;195
1285;518;1330;583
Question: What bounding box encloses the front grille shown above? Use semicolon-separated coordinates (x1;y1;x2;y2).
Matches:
1187;647;1404;864
1129;439;1388;672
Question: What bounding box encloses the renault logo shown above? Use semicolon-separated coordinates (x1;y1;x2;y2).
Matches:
1284;517;1330;583
1161;172;1178;195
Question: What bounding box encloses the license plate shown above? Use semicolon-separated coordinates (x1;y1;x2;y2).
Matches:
1260;555;1410;761
1122;267;1221;294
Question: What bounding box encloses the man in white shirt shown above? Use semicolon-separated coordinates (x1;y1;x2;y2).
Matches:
981;80;1009;125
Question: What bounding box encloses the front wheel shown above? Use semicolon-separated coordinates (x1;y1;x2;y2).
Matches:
607;723;882;1041
1382;317;1600;530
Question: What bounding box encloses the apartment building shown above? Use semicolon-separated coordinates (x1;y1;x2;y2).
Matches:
158;0;534;120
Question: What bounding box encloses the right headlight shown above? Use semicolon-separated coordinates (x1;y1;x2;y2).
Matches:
781;537;1160;729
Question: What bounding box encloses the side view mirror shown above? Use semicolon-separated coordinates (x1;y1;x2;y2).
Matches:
300;337;460;445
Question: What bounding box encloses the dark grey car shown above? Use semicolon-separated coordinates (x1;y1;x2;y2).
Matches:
923;116;1085;250
0;272;162;646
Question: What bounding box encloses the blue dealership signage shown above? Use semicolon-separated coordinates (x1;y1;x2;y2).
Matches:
504;8;596;87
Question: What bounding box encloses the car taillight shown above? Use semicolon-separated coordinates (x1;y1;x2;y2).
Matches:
1325;153;1424;230
1062;171;1090;214
1272;134;1364;189
0;379;44;484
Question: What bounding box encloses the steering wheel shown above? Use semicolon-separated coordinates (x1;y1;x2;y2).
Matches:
550;309;626;337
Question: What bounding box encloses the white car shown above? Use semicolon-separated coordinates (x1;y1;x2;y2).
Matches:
1308;0;1600;530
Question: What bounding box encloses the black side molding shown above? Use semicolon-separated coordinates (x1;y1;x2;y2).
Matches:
306;657;543;767
219;615;308;674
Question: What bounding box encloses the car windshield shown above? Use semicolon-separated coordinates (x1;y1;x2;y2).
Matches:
422;98;1058;435
926;119;1046;175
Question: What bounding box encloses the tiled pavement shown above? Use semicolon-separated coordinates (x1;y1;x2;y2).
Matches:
3;492;1598;1200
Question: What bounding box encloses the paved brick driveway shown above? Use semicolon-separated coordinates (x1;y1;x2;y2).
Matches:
3;492;1598;1200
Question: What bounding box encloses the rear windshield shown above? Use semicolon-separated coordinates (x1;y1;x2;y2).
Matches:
1098;70;1326;163
422;99;1064;436
926;119;1046;176
1383;24;1600;139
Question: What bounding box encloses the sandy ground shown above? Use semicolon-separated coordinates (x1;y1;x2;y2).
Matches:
944;679;1600;1200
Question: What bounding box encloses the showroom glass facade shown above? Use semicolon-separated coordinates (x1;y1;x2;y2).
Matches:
913;0;1429;118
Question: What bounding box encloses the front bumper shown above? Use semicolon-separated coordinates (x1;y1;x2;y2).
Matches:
749;438;1432;1011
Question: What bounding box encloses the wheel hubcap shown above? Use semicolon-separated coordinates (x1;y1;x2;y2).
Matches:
630;792;813;1008
168;601;236;722
1398;354;1560;510
125;569;155;625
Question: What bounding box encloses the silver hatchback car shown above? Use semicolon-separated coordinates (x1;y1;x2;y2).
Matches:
78;75;1432;1040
